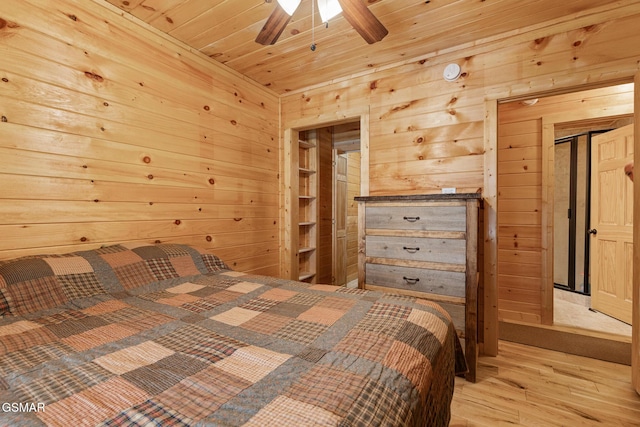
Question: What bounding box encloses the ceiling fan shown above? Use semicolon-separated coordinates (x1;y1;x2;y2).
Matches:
255;0;388;46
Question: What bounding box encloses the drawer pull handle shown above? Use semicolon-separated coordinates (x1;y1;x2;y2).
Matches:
403;216;420;222
403;246;420;253
403;276;420;285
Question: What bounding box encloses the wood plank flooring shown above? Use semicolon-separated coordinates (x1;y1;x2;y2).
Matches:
451;340;640;426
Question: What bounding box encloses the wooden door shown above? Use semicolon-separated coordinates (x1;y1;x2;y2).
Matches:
590;124;634;325
333;150;348;286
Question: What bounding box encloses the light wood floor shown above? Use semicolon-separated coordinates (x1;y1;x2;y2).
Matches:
451;341;640;426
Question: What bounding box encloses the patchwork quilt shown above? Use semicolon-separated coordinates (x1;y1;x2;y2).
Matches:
0;243;466;426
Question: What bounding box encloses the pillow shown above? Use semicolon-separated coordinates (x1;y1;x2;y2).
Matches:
0;243;229;316
0;254;106;316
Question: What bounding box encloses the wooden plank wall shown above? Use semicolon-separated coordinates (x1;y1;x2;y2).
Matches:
281;3;640;351
497;84;635;324
0;0;280;275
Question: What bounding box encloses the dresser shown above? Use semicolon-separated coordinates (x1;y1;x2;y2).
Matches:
355;193;480;382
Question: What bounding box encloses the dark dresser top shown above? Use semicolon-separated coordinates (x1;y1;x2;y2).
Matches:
354;193;482;202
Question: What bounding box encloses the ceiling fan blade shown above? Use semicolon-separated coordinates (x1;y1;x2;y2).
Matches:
337;0;388;44
256;3;293;45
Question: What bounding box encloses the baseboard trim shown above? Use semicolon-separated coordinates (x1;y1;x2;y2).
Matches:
499;320;631;366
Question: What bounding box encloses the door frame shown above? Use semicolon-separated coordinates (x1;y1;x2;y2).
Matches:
280;110;370;280
541;100;635;326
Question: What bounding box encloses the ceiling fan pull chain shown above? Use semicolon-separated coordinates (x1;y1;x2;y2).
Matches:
311;0;317;51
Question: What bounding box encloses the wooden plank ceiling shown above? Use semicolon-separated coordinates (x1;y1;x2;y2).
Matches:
103;0;621;94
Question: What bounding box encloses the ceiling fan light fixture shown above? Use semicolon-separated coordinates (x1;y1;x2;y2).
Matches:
276;0;301;16
317;0;342;23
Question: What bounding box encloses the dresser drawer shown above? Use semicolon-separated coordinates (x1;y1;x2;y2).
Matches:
365;205;466;231
365;263;466;298
366;235;466;264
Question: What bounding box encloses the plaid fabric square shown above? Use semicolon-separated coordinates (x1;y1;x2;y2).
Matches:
155;325;245;363
407;307;449;344
354;314;405;337
287;293;324;306
241;312;292;335
396;322;442;359
342;377;410;427
156;366;250;422
214;345;291;383
258;288;298;301
297;306;345;326
39;377;149;427
82;299;130;316
35;309;88;326
267;302;309;318
193;275;240;290
285;365;366;418
121;353;209;396
211;307;260;326
156;244;192;258
45;315;110;339
100;306;148;324
169;256;200;277
204;290;242;304
201;253;229;272
239;297;279;312
244;395;341;427
335;286;369;295
63;323;141;351
166;282;204;294
368;302;412;320
113;262;156;289
100;399;192;427
316;296;356;311
58;272;106;300
135;290;174;302
94;341;175;375
0;257;54;285
100;250;144;268
15;362;113;404
180;299;221;313
334;330;394;363
296;346;328;363
43;256;94;275
5;276;67;315
274;319;328;344
132;245;169;260
227;281;263;294
94;244;128;255
0;342;71;376
0;323;58;355
383;340;432;397
156;293;200;308
147;258;179;281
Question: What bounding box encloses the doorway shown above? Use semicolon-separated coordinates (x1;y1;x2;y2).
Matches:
497;82;634;338
283;117;364;287
319;122;361;286
552;126;633;335
545;89;634;337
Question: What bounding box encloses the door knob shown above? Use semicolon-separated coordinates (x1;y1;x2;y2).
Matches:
588;228;598;235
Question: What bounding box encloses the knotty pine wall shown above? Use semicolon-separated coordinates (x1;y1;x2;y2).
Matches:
0;0;280;275
281;3;640;351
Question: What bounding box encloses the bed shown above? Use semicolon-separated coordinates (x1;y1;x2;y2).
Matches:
0;243;466;426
